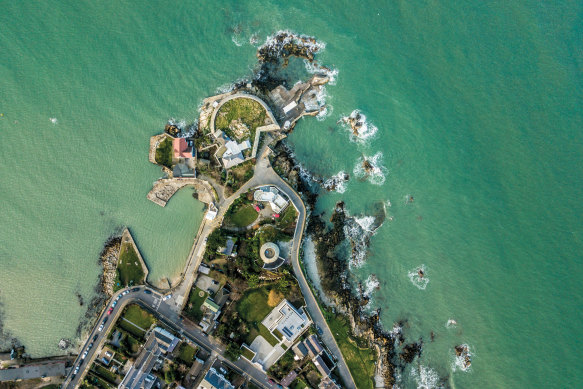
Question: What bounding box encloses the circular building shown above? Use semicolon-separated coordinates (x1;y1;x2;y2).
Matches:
260;242;280;264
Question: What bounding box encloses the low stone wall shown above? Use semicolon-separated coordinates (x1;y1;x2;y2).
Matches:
149;133;172;164
147;177;216;207
121;228;149;284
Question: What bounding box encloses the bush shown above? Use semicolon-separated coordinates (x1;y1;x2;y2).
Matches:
155;138;173;168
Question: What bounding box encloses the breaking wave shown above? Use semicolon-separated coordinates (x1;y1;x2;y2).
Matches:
353;152;387;185
452;344;473;373
363;274;380;298
323;171;349;193
304;59;339;85
340;109;378;143
258;30;326;61
445;319;458;329
408;265;430;290
409;365;443;389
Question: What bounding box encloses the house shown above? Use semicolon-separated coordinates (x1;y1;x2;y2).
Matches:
119;327;180;389
173;138;193;159
253;186;290;213
202;298;220;314
205;203;218;221
221;140;251;169
217;238;236;257
197;367;234;389
173;163;195;177
261;299;311;343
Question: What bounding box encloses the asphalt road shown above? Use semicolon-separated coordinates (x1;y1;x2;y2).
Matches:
63;286;276;389
65;149;356;389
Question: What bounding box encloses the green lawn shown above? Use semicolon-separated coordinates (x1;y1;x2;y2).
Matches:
237;287;280;346
183;287;208;322
177;343;198;365
119;304;156;339
323;310;376;389
241;345;256;361
226;204;258;227
277;206;298;229
215;97;267;141
116;242;145;289
155;137;173;168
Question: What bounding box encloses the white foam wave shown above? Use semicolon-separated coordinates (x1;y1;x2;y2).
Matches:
353;152;387;185
304;59;339;85
259;30;326;58
49;117;58;124
340;109;378;143
451;344;473;373
410;365;442;389
363;274;379;298
355;216;376;232
445;319;458;329
323;171;349;193
231;33;244;47
408;265;429;290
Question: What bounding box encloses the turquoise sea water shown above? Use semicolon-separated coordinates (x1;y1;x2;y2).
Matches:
1;1;582;388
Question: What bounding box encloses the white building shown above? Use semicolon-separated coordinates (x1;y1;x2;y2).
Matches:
253;186;290;213
222;140;251;169
261;299;311;343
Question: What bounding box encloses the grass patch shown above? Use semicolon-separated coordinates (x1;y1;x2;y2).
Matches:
237;287;280;346
177;343;198;365
123;304;156;329
258;324;279;347
215;97;267;141
226;204;258;228
85;371;116;389
155;137;173;168
272;328;283;341
241;345;255;361
116;242;145;289
227;160;254;191
277;206;298;230
323;310;376;389
184;287;209;322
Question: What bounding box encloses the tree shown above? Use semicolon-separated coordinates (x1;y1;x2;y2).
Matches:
225;343;242;361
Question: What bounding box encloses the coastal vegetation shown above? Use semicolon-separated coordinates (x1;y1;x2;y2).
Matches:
155;137;173;168
215;97;267;142
114;242;145;291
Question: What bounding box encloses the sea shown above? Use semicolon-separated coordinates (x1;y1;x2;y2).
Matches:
1;1;581;388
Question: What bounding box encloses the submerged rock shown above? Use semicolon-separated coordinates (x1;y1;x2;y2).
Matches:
455;344;472;370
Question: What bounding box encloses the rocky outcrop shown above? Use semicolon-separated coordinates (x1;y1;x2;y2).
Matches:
257;31;322;64
99;235;121;297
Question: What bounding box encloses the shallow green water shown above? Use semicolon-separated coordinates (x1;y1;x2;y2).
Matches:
1;1;582;388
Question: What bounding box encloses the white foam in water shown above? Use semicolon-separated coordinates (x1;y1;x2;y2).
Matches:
231;33;244;47
260;30;326;57
410;365;442;389
355;215;376;232
451;344;473;373
340;109;378;143
323;171;348;193
49;117;58;124
408;264;430;290
353;152;387;185
445;319;458;329
304;59;339;85
363;274;380;297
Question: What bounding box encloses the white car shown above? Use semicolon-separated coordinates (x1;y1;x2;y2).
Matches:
122;290;129;296
98;324;104;332
81;351;88;359
162;294;172;301
74;366;80;374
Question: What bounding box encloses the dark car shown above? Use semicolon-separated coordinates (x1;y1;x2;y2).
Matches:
93;334;98;341
132;287;140;292
144;289;152;295
102;317;108;324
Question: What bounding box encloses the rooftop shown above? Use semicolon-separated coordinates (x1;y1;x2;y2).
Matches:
261;299;310;343
173;137;193;159
198;367;234;389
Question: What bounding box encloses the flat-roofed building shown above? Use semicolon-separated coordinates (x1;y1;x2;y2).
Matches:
197;367;234;389
261;299;311;343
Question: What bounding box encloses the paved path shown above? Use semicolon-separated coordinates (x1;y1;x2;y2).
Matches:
62;286;275;389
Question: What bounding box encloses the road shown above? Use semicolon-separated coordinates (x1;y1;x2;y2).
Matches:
63;286;276;389
65;148;356;389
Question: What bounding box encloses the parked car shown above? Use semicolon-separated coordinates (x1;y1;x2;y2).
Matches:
272;213;280;218
144;290;152;295
92;334;98;341
81;351;88;359
112;301;117;307
98;324;104;332
87;342;93;350
253;204;261;212
132;287;140;292
115;295;121;301
122;290;129;296
162;294;172;301
107;307;113;315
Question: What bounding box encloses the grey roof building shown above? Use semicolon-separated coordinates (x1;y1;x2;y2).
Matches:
197;367;234;389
